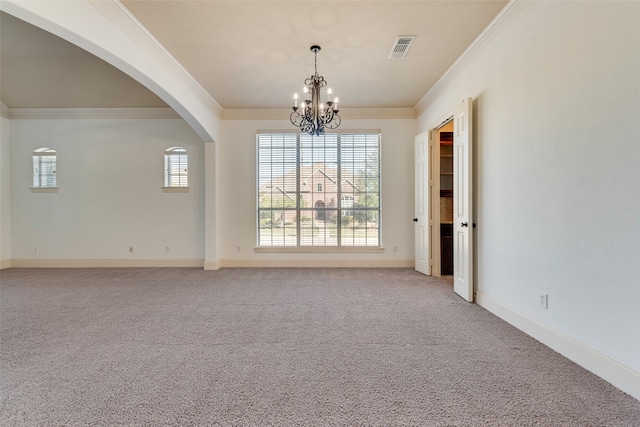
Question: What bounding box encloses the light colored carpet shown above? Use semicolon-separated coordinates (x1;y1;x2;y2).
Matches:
1;267;638;426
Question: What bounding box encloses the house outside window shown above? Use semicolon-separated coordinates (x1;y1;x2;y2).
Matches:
257;131;381;247
32;148;57;188
164;147;188;187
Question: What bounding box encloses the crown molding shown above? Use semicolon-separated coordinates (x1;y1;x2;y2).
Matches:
222;108;416;121
341;108;416;120
415;0;536;116
6;107;416;121
8;108;180;120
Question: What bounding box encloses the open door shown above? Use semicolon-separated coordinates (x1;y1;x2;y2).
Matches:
452;98;473;301
414;130;431;275
415;98;474;301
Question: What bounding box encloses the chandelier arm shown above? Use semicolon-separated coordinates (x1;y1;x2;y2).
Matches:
326;114;341;130
290;110;303;127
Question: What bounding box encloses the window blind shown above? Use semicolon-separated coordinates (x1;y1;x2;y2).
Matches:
33;149;57;188
165;147;188;187
257;131;380;247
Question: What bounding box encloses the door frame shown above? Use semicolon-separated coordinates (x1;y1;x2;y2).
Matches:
429;115;453;277
429;115;454;278
416;98;474;302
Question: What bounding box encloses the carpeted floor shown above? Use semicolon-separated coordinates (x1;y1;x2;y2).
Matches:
1;267;638;426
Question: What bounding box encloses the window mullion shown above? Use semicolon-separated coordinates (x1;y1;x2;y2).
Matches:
296;133;301;247
337;134;342;247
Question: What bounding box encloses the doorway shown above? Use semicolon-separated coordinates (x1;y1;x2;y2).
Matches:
414;98;473;302
438;121;454;277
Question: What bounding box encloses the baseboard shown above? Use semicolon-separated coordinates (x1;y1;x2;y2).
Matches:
0;259;11;269
6;258;414;270
476;290;640;401
218;258;414;268
203;260;220;270
9;258;204;268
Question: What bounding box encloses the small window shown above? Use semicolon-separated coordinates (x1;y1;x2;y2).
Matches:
32;148;57;188
164;147;188;187
341;195;354;216
317;183;322;192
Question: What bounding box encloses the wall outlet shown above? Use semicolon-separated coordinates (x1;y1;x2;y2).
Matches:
393;245;398;253
166;246;171;253
33;246;39;253
538;291;548;309
236;246;241;253
129;246;134;253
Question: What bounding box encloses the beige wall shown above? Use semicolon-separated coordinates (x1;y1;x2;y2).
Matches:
418;0;640;395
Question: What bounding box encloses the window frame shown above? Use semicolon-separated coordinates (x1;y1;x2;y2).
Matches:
163;146;189;189
256;131;381;248
32;148;57;189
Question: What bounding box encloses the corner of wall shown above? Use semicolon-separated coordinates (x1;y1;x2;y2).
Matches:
0;102;10;119
0;115;12;264
203;260;220;270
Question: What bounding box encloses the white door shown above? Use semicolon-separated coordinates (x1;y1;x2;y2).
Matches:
453;98;473;301
414;130;431;275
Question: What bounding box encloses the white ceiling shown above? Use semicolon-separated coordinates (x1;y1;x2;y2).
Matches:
0;1;508;110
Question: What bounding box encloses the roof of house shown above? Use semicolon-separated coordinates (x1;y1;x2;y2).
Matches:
260;163;359;196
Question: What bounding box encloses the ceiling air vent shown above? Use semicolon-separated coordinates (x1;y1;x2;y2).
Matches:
388;36;415;60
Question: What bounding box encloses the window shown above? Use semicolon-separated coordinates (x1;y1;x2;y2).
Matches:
341;195;354;216
164;147;188;187
32;148;57;188
257;131;381;247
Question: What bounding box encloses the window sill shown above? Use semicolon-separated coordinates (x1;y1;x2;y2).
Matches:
255;246;384;254
162;187;189;193
30;187;59;193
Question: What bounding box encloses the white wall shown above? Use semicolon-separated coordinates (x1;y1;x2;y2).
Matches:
217;118;416;267
0;116;11;267
10;117;205;266
418;1;640;394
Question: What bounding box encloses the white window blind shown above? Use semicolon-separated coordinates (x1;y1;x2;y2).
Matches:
164;147;188;187
257;131;381;247
32;148;57;188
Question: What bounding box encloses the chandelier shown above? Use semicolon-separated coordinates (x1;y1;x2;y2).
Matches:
290;45;341;136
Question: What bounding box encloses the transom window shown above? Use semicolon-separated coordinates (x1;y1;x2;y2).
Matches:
32;148;57;188
257;131;381;247
164;147;188;187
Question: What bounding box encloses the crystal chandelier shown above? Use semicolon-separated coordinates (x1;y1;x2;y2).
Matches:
290;45;341;136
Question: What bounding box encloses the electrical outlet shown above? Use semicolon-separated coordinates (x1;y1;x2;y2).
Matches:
393;246;398;253
166;246;171;253
538;292;548;309
34;246;39;253
129;246;134;253
236;246;241;253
